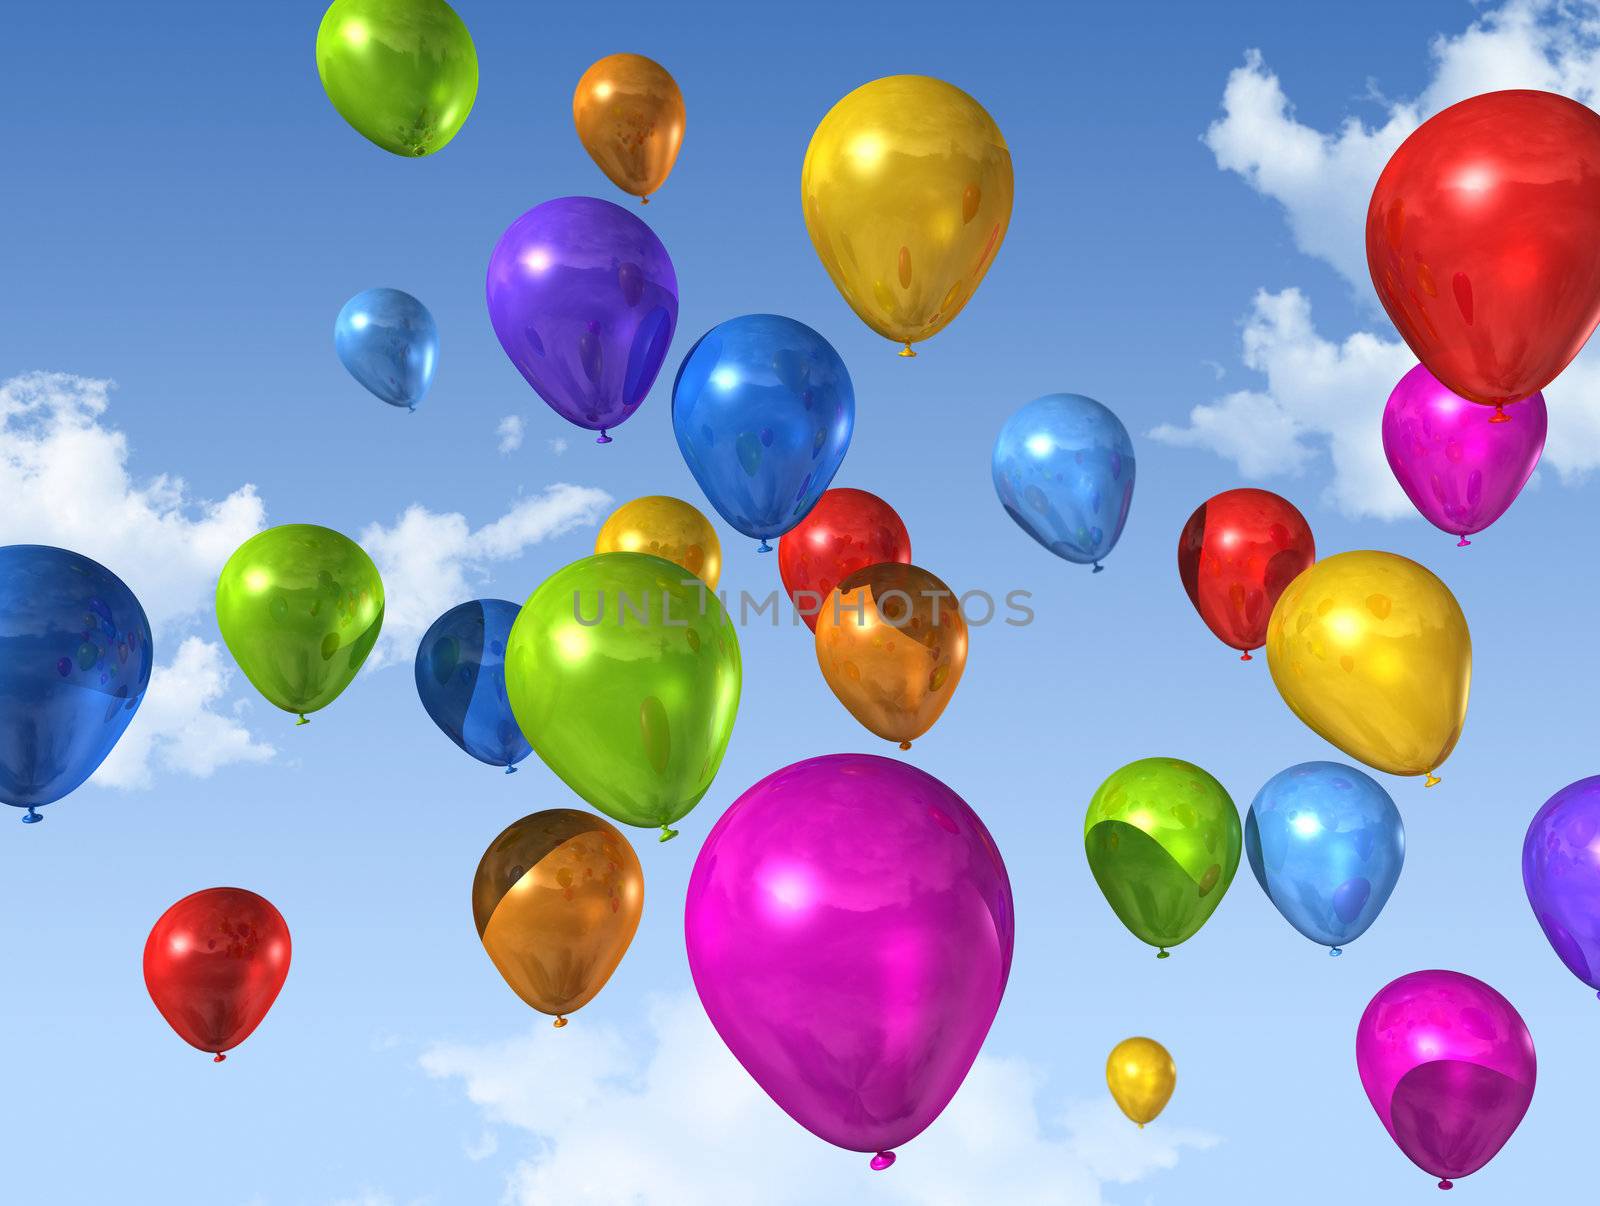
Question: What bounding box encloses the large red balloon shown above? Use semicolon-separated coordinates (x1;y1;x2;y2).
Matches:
1367;90;1600;414
1178;488;1314;660
778;488;911;631
143;888;290;1062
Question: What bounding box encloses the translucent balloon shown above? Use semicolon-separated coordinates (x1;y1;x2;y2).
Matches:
334;287;437;411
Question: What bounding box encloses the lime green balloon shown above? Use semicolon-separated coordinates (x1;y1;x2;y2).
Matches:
1084;757;1241;956
315;0;478;157
506;553;742;842
215;525;385;723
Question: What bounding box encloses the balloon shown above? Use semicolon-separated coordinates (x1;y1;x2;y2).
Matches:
1106;1037;1176;1128
1522;776;1600;998
572;54;685;203
1367;90;1600;413
215;525;385;724
672;314;854;550
143;888;291;1061
1265;551;1470;785
505;553;740;841
993;394;1135;571
314;0;478;157
778;487;911;631
685;753;1012;1169
414;599;530;773
814;563;965;750
801;76;1013;358
1382;365;1546;546
595;495;721;591
1356;970;1536;1190
473;808;643;1027
1245;761;1404;955
486;197;678;443
0;545;153;823
333;287;438;411
1085;757;1241;957
1178;488;1314;659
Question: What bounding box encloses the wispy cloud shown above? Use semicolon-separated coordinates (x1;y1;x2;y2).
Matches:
496;415;524;454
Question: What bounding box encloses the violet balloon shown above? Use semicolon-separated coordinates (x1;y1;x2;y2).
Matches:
1355;970;1535;1191
1524;776;1600;998
684;754;1013;1170
485;196;678;444
1382;364;1546;546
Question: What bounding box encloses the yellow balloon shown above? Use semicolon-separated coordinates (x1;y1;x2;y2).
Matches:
1265;550;1470;784
1107;1037;1176;1127
801;75;1013;358
594;495;722;591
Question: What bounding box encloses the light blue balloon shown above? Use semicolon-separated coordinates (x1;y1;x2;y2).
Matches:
992;393;1135;571
1245;761;1404;954
334;287;438;411
672;314;854;552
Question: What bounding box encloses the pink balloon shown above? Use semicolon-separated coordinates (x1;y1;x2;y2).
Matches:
684;754;1013;1169
1355;970;1536;1191
1382;364;1546;546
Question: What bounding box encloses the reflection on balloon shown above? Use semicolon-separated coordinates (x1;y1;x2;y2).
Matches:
414;599;530;773
334;287;438;411
595;495;721;591
573;54;685;203
1178;488;1314;659
778;488;911;631
1107;1037;1176;1128
1523;776;1600;999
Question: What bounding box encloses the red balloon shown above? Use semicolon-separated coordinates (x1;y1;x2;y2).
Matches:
778;488;911;631
1366;90;1600;414
143;888;290;1062
1177;488;1315;660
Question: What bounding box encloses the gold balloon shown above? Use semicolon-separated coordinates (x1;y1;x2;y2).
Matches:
572;54;685;203
1265;550;1470;785
594;495;722;591
801;75;1013;357
1107;1037;1176;1127
472;809;643;1027
815;563;966;749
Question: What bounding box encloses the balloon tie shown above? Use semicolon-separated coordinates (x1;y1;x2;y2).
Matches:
659;825;679;843
1156;948;1170;960
1092;562;1104;573
213;1052;226;1063
1137;1122;1145;1130
757;539;773;553
553;1016;568;1029
897;343;916;359
1330;946;1343;957
1456;536;1471;548
596;429;613;445
870;1151;897;1171
640;196;650;205
504;764;517;775
295;714;309;726
1488;404;1509;424
1240;650;1253;662
22;806;41;824
898;740;912;751
408;405;416;414
1438;1179;1454;1191
1425;772;1441;788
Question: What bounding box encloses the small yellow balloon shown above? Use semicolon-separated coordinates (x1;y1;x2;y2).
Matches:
1107;1037;1176;1127
594;496;721;591
801;75;1013;358
1265;550;1470;784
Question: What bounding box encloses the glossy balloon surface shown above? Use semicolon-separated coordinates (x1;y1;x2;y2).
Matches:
993;394;1134;569
1178;488;1314;657
334;287;438;410
414;599;530;772
0;545;152;821
1106;1037;1176;1126
573;54;685;201
595;495;721;591
1523;776;1600;995
778;488;911;631
685;754;1013;1161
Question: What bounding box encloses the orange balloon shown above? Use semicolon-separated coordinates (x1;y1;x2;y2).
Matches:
815;563;967;749
472;809;643;1027
572;54;685;203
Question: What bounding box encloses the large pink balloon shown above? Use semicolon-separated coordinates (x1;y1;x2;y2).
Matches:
1382;364;1546;546
1355;970;1536;1191
684;754;1013;1169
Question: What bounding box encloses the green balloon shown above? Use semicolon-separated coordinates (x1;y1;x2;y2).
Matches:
215;525;385;723
315;0;478;157
1084;757;1241;956
506;553;742;842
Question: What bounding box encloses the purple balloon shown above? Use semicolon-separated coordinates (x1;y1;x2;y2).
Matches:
1355;970;1535;1191
1382;363;1546;546
485;196;678;444
1524;775;1600;997
684;754;1013;1169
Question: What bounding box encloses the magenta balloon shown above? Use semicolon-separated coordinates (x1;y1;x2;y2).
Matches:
684;754;1013;1168
1355;970;1536;1190
1381;364;1546;546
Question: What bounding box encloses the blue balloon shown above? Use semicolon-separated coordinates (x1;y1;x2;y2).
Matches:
0;545;153;822
1245;761;1404;954
672;314;854;552
414;600;531;773
334;287;438;411
992;393;1135;571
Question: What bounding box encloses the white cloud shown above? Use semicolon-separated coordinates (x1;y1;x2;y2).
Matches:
548;437;569;456
420;994;1215;1206
496;415;524;454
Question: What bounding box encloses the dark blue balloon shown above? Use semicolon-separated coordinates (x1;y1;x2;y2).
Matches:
0;545;153;822
672;314;854;552
1245;761;1404;954
414;600;531;773
992;393;1135;571
335;287;439;411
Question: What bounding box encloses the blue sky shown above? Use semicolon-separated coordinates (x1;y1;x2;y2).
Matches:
5;1;1600;1202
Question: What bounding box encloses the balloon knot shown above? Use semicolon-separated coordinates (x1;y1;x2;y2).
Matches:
1330;946;1343;957
898;740;912;751
1438;1180;1454;1191
505;764;517;775
1456;536;1471;547
757;540;773;553
870;1151;897;1171
1488;405;1509;424
640;196;650;205
596;430;613;445
1156;948;1170;960
659;825;679;843
1240;650;1253;662
897;343;917;358
1092;562;1104;573
1425;772;1441;788
295;714;310;726
213;1052;226;1063
1137;1122;1145;1130
553;1016;568;1029
21;806;41;824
